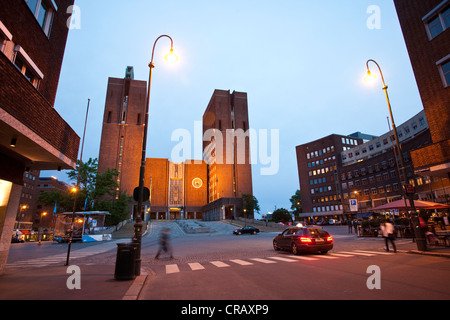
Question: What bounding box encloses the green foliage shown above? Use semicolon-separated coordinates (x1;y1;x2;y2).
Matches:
95;192;132;226
39;157;132;225
272;208;292;223
289;189;302;218
241;194;260;218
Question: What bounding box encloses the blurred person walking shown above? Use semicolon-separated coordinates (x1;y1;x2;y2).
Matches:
155;228;173;259
380;219;397;253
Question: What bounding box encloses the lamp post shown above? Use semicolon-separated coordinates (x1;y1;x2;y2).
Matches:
134;35;177;276
65;98;90;266
364;59;427;251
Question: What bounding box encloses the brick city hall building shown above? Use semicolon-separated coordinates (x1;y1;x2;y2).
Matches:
98;70;253;221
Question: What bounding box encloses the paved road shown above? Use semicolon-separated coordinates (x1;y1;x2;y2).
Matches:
3;221;450;302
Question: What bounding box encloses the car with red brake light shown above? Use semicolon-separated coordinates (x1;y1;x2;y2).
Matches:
273;226;333;255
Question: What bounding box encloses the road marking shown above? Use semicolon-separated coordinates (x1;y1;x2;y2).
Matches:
250;258;277;264
166;264;180;274
230;259;253;266
210;261;230;268
268;256;298;262
329;252;354;258
188;263;205;271
289;255;320;261
355;250;395;255
312;254;338;259
339;251;375;256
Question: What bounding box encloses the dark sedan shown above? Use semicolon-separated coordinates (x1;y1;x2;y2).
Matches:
273;226;333;254
233;226;260;235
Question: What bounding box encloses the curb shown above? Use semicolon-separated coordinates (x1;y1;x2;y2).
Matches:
407;250;450;258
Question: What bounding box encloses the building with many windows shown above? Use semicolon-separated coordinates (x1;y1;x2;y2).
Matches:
296;110;449;222
0;0;79;274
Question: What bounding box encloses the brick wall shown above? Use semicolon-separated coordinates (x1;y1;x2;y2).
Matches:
0;0;75;105
0;53;79;162
394;0;450;145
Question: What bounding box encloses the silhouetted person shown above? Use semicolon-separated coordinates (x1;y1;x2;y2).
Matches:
155;228;173;259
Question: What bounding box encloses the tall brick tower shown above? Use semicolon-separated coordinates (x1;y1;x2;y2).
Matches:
203;89;253;204
98;67;147;198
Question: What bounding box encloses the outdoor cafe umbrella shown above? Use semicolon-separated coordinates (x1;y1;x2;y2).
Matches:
372;199;450;211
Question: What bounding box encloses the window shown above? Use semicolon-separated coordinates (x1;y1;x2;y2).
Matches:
428;15;445;38
25;0;57;37
423;3;450;40
437;57;450;87
13;45;44;88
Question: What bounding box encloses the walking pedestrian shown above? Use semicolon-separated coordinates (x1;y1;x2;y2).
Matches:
347;220;353;233
380;219;396;252
353;220;358;234
155;228;173;259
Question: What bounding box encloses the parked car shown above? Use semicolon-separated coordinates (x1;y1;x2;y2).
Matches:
273;226;333;255
233;226;260;235
11;237;24;243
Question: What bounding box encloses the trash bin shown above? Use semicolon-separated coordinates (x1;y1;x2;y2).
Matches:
114;243;138;281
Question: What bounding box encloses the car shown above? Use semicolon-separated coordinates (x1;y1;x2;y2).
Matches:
273;226;333;255
233;226;260;235
11;237;24;243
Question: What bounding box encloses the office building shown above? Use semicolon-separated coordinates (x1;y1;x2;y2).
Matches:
296;110;448;222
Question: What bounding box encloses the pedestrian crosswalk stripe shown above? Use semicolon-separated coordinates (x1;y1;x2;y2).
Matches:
354;250;394;255
188;262;205;271
250;258;277;264
230;259;253;266
166;264;180;274
268;256;298;262
309;254;338;259
329;252;354;258
210;261;230;268
289;255;320;261
339;251;375;256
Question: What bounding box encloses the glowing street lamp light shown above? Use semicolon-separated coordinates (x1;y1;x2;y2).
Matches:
134;35;178;276
364;59;426;251
165;48;178;63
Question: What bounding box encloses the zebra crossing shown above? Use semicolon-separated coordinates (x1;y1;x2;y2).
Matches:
6;240;122;269
158;249;404;275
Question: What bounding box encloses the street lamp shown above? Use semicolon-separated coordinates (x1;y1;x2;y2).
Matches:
364;59;426;251
134;35;178;276
65;99;91;266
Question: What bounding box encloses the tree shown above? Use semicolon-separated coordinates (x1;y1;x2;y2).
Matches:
95;192;132;226
289;189;302;220
39;158;132;225
272;208;292;223
241;194;260;219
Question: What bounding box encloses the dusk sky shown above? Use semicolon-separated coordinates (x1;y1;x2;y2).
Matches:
49;0;424;217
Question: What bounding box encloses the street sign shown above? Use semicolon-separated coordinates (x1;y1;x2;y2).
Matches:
133;187;150;202
349;199;358;212
404;184;414;195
